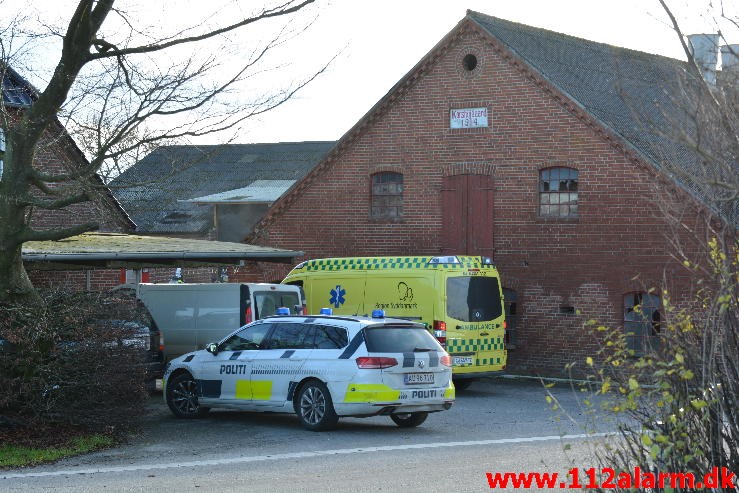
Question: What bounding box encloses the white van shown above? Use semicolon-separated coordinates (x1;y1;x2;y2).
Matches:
137;283;303;361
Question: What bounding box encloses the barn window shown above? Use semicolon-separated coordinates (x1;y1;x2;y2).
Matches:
539;167;578;217
624;292;661;354
371;172;403;219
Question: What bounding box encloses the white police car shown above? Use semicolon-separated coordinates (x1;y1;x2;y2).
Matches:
163;309;454;430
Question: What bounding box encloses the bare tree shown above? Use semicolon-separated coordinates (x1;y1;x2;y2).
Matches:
0;0;327;303
574;2;738;490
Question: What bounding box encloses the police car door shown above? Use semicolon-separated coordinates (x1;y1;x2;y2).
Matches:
250;321;313;407
199;322;274;403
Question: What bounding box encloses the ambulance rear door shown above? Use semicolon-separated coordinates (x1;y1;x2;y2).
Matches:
444;273;506;373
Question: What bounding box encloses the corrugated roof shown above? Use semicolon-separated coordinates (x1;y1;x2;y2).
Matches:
111;142;334;234
183;180;296;204
468;11;737;225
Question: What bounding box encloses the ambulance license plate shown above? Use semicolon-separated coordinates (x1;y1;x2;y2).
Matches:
404;373;434;384
453;356;473;366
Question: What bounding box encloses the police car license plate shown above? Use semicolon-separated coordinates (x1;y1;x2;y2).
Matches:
453;356;473;366
404;373;434;384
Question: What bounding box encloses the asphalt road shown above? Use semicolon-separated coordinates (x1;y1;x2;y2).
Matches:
1;377;618;492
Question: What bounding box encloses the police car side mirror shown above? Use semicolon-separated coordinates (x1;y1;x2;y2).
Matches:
205;343;219;355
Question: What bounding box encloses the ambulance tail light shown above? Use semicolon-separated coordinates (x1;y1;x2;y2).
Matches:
356;357;398;369
503;320;507;330
158;332;165;353
440;354;452;367
244;305;253;324
433;320;447;347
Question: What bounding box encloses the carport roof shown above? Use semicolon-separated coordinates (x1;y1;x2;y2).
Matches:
22;232;302;270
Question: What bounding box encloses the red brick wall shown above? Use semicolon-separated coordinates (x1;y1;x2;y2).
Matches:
252;27;709;375
29;265;251;293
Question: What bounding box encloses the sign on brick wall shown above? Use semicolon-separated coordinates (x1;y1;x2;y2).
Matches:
449;107;488;129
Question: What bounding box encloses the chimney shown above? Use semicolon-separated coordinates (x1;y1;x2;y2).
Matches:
687;33;720;84
720;44;739;72
719;44;739;89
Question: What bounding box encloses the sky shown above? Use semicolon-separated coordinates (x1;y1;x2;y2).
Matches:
3;0;737;145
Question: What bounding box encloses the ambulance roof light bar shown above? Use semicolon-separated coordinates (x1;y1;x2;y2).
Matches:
428;256;460;265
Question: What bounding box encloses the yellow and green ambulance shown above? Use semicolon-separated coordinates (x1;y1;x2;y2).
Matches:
282;255;507;386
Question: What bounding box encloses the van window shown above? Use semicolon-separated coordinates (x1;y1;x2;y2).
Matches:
446;277;503;322
254;291;301;318
364;326;442;353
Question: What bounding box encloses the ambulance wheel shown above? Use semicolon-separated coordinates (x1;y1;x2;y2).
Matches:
294;380;338;431
166;372;209;418
390;412;428;428
453;378;475;391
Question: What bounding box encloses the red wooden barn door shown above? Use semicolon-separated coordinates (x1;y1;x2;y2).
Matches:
440;174;494;256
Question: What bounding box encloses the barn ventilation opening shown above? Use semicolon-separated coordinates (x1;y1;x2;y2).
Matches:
463;54;478;71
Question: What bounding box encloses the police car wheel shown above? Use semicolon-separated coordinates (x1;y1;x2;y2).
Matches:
390;412;428;428
166;373;209;419
294;380;338;431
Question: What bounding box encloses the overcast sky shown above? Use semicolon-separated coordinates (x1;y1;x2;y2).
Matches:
213;0;738;144
3;0;736;145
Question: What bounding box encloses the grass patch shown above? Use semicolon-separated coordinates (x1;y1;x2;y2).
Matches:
0;434;114;468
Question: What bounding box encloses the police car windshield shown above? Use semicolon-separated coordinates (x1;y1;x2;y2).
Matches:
363;326;443;353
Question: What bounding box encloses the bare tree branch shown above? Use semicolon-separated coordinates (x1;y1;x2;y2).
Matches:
0;0;327;301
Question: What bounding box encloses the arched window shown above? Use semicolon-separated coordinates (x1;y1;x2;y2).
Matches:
371;172;403;219
624;292;661;353
539;167;578;217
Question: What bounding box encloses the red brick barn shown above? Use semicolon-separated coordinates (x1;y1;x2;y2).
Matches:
249;12;735;374
2;66;136;291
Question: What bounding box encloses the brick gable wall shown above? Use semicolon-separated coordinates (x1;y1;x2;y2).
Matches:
24;121;130;233
250;27;708;374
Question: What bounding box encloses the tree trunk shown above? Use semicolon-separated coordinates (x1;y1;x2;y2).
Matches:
0;133;41;304
0;236;38;304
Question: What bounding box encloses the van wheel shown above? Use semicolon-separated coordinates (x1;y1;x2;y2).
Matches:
453;378;475;391
294;380;338;431
390;412;428;428
166;373;209;418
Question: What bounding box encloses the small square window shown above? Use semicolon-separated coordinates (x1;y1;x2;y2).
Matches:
539;167;578;218
371;172;403;220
